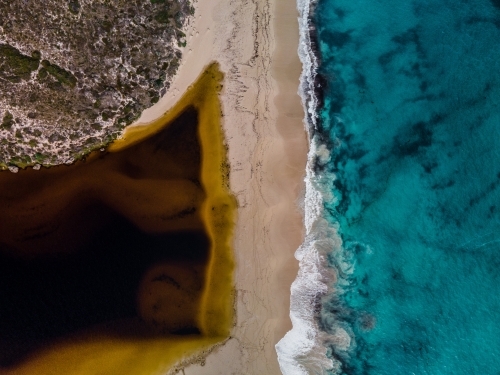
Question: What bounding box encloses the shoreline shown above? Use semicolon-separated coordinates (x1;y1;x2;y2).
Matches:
119;0;307;371
1;65;236;375
136;0;217;125
276;0;340;372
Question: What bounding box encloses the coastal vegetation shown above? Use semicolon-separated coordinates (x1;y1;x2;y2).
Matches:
0;0;194;169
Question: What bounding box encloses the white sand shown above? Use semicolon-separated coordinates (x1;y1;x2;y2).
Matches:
128;0;306;372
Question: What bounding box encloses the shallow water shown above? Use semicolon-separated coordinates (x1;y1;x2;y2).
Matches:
313;0;500;373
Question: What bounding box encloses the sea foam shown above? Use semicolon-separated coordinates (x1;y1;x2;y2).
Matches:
274;0;348;372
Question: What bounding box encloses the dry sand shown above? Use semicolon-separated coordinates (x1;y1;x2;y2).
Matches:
130;0;307;372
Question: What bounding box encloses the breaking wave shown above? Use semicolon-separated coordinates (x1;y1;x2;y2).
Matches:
275;0;350;373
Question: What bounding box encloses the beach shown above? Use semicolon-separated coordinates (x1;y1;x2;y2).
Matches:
0;0;304;372
107;0;500;373
127;0;307;372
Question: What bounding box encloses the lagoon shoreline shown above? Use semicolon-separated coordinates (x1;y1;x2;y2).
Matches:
125;0;307;372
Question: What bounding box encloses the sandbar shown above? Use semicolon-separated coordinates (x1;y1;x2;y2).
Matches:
121;0;307;372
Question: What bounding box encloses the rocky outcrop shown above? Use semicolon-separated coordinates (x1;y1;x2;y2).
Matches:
0;0;193;169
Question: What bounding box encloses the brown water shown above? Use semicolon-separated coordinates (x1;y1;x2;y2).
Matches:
0;106;212;368
0;65;235;374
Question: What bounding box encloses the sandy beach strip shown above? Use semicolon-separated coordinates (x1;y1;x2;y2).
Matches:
121;0;306;372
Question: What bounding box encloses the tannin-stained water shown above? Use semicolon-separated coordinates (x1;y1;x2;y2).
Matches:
0;107;210;368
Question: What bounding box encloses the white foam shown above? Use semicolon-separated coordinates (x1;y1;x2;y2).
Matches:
274;0;346;372
276;138;345;374
295;0;320;136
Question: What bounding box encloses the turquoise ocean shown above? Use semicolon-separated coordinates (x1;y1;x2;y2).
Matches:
277;0;500;374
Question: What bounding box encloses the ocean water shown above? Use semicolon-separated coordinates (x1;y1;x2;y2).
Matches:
277;0;500;374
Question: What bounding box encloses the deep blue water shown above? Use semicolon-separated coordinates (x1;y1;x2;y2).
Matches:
314;0;500;373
